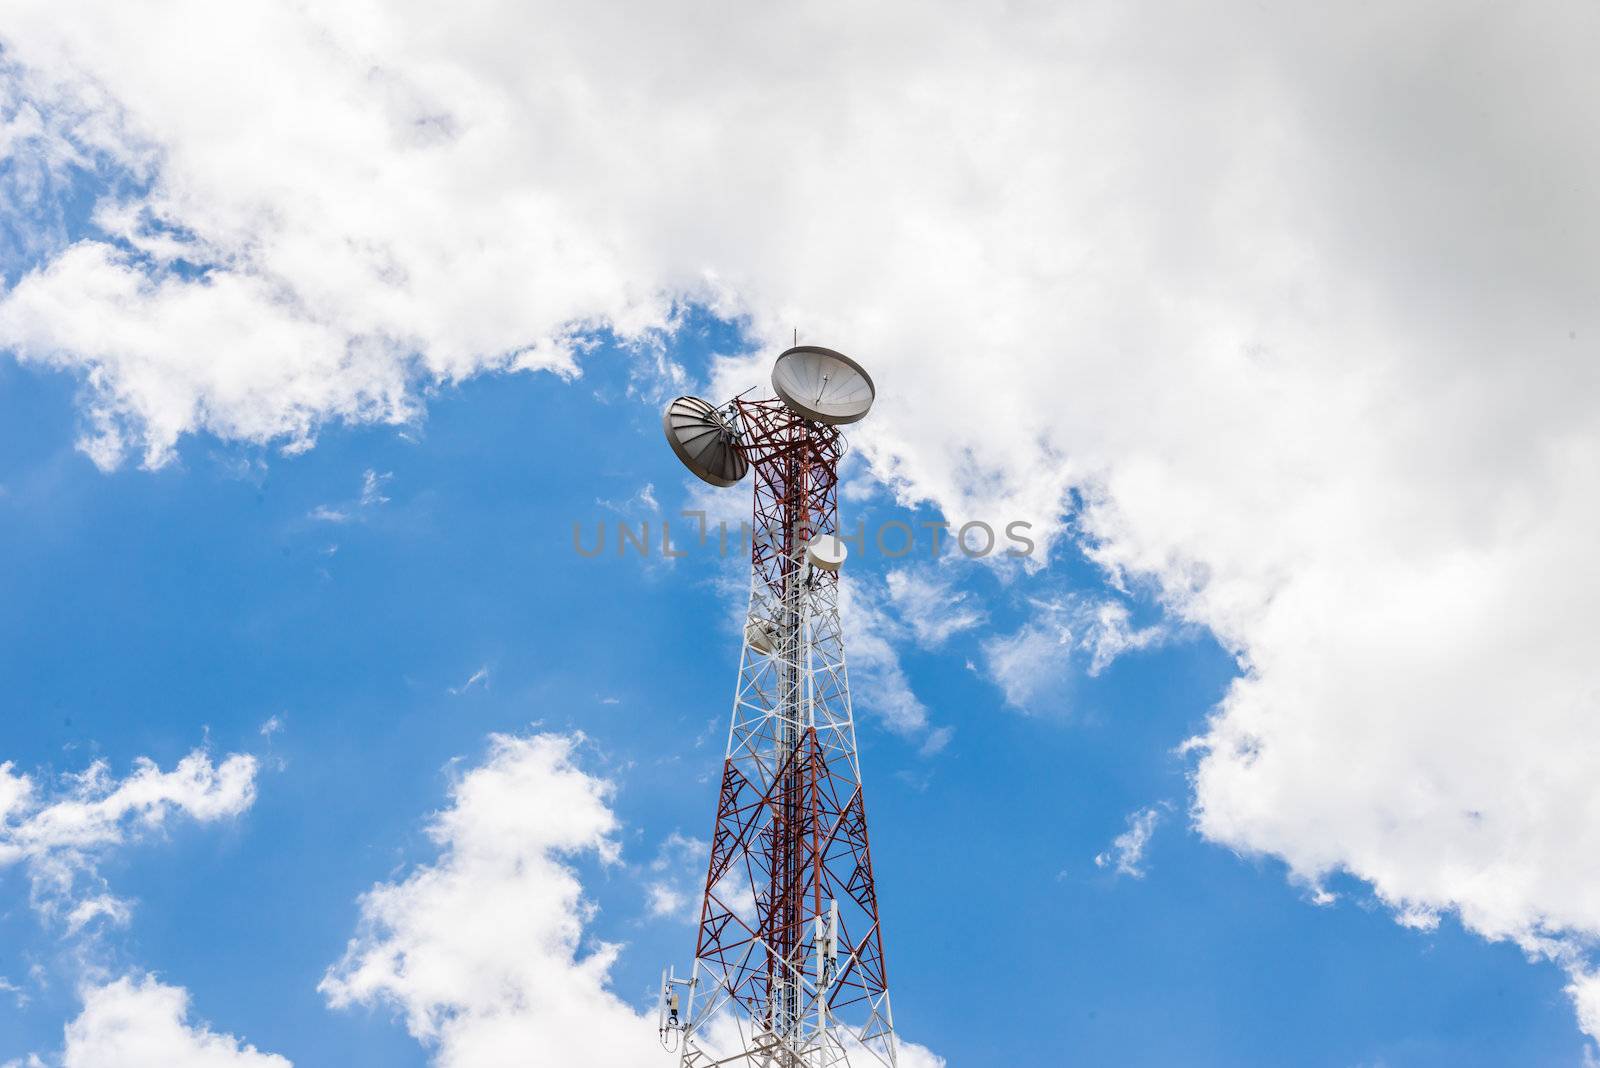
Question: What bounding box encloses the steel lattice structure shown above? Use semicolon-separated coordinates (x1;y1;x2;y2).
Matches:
664;390;896;1068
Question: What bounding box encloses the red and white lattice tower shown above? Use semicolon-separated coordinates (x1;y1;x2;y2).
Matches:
659;347;896;1068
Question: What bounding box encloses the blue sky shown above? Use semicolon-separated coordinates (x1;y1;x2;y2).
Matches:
4;4;1600;1064
0;325;1588;1065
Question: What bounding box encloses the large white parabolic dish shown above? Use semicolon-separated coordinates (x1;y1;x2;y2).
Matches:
663;395;748;487
771;346;875;425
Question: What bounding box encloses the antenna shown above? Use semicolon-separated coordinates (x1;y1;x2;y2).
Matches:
658;966;692;1053
659;346;899;1067
771;345;876;424
806;531;848;572
662;395;748;487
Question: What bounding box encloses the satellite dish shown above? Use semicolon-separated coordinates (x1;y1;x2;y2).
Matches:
806;532;848;572
663;396;748;487
771;346;875;425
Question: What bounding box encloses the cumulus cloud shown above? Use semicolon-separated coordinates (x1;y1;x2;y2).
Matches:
322;731;942;1066
0;749;258;928
320;732;649;1067
61;976;290;1068
5;0;1600;1047
0;752;276;1068
1571;971;1600;1050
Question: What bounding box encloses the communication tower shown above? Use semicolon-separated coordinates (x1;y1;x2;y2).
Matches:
658;346;897;1067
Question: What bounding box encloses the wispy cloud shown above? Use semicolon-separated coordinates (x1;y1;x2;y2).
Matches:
596;482;660;517
918;726;954;757
840;581;935;740
983;620;1069;712
1095;807;1162;879
358;468;391;507
644;830;709;922
1078;600;1167;677
309;469;393;524
885;566;987;648
448;666;490;696
982;594;1169;713
0;974;28;1008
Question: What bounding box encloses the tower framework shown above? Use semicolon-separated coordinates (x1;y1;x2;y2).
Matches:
662;355;896;1068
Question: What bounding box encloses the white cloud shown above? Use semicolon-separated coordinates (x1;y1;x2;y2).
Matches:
310;468;393;524
1077;600;1166;677
644;882;687;921
322;731;943;1066
4;0;1600;1044
0;749;257;928
1570;970;1600;1048
64;892;132;934
643;830;707;923
320;732;649;1067
884;567;986;648
918;725;954;758
447;666;490;696
0;753;277;1068
359;469;392;508
597;482;663;519
839;581;934;739
1095;807;1161;879
982;618;1069;713
0;65;100;275
983;595;1166;712
61;976;289;1068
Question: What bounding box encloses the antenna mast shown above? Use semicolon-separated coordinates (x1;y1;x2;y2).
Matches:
661;346;896;1067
